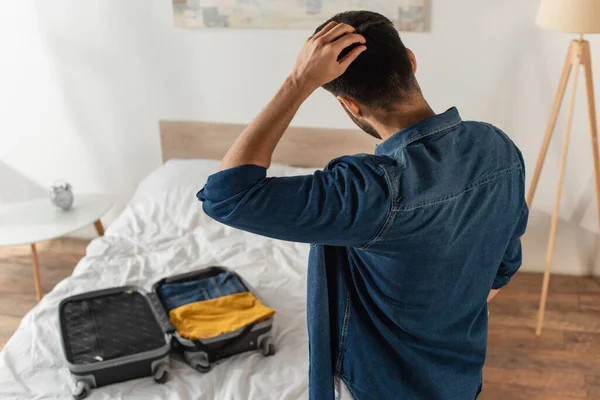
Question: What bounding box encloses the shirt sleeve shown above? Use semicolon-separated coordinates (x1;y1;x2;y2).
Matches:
197;156;393;247
492;203;529;290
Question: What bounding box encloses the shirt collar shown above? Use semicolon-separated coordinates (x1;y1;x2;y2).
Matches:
374;107;462;157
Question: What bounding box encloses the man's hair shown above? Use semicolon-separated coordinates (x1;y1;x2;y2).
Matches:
315;11;416;110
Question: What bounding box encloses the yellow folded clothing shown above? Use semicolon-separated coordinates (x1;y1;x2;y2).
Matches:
169;291;275;340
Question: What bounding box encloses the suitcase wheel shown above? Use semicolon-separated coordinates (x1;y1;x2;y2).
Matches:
186;351;211;373
153;362;170;384
261;337;276;357
192;359;212;373
72;381;90;400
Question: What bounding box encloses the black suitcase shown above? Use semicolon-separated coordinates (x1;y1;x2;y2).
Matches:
59;287;171;399
59;266;275;399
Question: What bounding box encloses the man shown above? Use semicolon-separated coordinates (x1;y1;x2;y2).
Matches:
198;10;528;400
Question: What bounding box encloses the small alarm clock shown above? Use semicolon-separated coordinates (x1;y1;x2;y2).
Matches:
49;181;74;211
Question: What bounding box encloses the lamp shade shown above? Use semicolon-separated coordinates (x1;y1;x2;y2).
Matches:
537;0;600;33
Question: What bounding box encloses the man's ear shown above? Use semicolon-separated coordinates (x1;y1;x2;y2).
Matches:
406;48;417;74
337;96;362;118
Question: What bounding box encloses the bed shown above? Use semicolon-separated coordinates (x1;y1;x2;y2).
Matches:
0;121;377;399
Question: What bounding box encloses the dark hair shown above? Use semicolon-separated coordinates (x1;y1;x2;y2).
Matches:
315;11;416;110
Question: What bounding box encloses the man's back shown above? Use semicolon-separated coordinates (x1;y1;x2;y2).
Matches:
310;108;528;399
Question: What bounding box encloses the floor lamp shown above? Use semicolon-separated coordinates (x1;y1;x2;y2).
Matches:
530;0;600;336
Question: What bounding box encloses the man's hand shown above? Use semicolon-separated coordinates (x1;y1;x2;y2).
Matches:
487;289;499;302
290;22;366;91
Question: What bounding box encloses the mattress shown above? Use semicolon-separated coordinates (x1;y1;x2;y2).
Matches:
0;159;317;400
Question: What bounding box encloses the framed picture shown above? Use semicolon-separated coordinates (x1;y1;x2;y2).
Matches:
172;0;427;32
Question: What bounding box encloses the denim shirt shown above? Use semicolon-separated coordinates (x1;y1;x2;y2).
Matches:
197;108;528;400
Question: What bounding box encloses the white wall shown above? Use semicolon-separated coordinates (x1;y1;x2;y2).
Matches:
1;0;599;274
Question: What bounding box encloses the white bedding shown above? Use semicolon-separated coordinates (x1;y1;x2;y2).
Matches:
0;159;318;400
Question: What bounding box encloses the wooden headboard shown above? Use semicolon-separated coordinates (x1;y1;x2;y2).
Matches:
159;121;379;168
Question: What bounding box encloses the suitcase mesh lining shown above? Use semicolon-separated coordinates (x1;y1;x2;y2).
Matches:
62;292;166;365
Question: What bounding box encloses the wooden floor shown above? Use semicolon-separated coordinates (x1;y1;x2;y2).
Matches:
0;239;599;399
0;238;88;349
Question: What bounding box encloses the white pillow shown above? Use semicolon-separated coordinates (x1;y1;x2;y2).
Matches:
133;158;319;200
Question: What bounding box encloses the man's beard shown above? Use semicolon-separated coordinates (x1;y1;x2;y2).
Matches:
341;105;382;140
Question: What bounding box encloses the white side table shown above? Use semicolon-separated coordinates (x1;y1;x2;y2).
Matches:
0;194;113;301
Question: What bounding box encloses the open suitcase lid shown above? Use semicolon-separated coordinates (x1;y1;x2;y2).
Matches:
58;286;172;370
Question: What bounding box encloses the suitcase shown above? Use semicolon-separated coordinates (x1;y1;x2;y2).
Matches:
59;266;276;399
151;266;276;373
59;287;171;399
